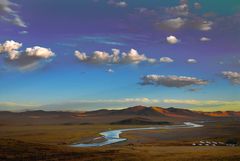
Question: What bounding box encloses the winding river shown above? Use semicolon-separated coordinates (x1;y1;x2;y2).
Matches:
71;122;203;147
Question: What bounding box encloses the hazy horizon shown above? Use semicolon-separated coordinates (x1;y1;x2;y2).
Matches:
1;99;240;112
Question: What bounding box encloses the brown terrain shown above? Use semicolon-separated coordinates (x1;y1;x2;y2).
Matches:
0;106;240;161
0;105;239;125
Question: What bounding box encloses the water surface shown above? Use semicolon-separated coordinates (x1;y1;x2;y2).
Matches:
71;122;203;147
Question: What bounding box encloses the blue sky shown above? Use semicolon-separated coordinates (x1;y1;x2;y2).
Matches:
0;0;240;111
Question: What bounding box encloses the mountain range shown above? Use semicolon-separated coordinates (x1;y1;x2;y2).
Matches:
83;105;240;118
0;106;239;125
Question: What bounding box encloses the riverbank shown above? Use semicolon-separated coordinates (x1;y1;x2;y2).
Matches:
0;120;239;160
71;122;203;147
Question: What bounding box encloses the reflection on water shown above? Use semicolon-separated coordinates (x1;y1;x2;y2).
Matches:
71;122;203;147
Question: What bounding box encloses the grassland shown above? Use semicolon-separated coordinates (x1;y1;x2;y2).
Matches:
1;139;240;161
0;120;240;161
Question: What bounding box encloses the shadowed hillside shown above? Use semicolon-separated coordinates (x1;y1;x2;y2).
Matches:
0;106;239;125
110;117;171;125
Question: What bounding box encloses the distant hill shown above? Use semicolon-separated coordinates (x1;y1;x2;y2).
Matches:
0;105;239;125
84;105;208;118
204;111;240;117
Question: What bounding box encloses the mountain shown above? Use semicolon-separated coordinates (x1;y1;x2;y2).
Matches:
84;105;207;118
204;111;240;117
0;106;239;125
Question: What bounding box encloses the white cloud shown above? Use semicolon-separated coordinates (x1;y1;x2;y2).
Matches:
140;74;208;88
75;48;156;65
197;21;213;31
222;71;240;85
160;57;174;63
166;35;179;44
154;1;213;32
0;40;22;60
166;3;189;16
163;99;201;105
0;40;22;53
90;50;114;64
121;49;147;64
108;0;127;8
115;1;127;7
0;0;14;13
147;58;157;64
0;101;39;110
75;50;117;64
200;37;211;41
84;98;158;103
75;51;88;61
0;40;55;71
0;0;27;27
187;59;197;64
107;68;114;73
8;50;20;60
11;15;27;28
160;17;186;30
26;46;55;59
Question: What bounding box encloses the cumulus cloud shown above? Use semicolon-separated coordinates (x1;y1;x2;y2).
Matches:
140;74;208;88
75;48;156;65
166;35;179;44
200;37;211;41
0;40;22;53
160;57;174;63
121;49;148;64
0;0;27;27
187;59;197;64
0;40;22;60
26;46;55;59
195;20;213;31
166;3;189;16
75;50;118;64
0;40;55;71
159;17;186;30
75;51;87;61
153;0;213;33
222;71;240;85
160;16;213;33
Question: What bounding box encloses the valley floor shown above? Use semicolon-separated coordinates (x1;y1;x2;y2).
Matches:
0;120;240;161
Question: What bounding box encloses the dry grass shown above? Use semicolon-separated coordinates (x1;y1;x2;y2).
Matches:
0;139;240;161
0;121;240;160
0;124;149;145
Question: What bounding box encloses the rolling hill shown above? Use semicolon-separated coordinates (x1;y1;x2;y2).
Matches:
0;106;239;125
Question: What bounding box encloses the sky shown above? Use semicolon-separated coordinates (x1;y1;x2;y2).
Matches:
0;0;240;111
